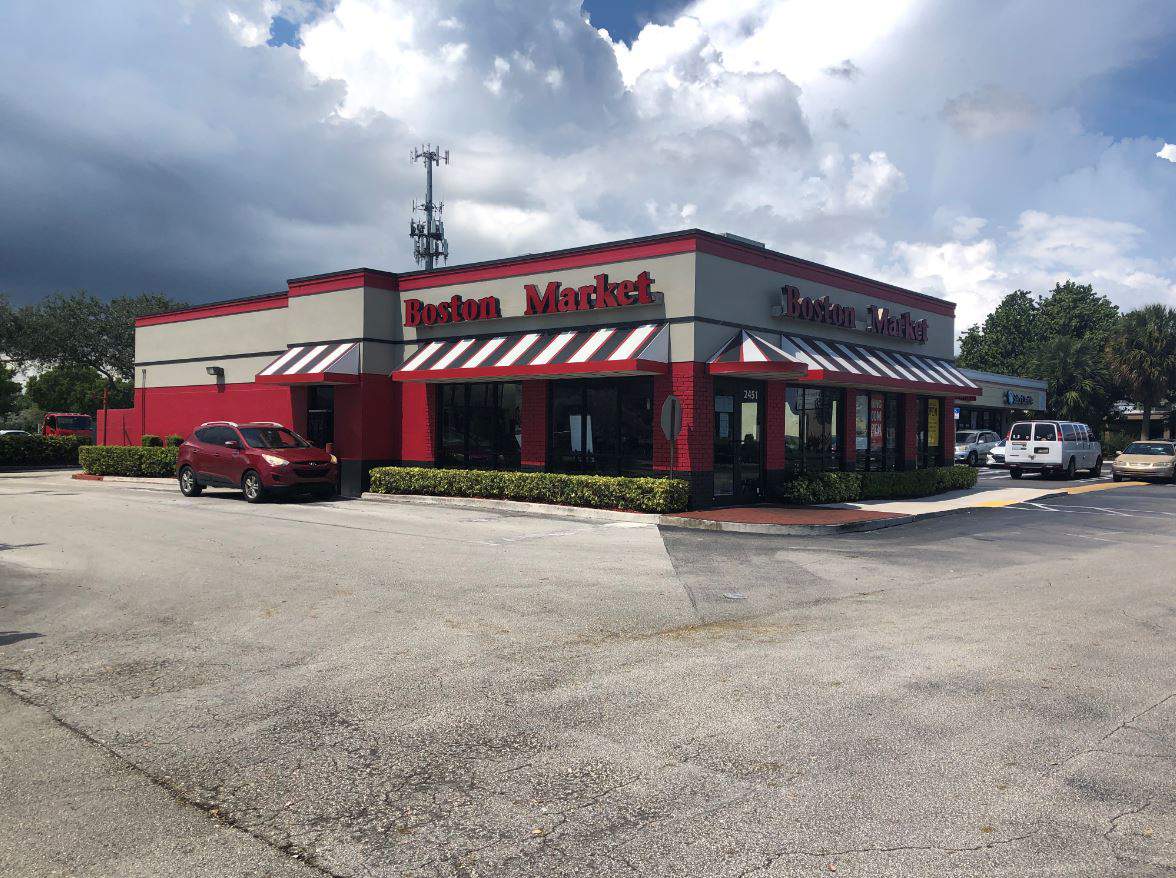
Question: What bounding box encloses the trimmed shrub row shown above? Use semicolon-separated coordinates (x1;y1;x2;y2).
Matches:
368;466;690;514
79;445;179;477
777;465;978;506
0;434;92;467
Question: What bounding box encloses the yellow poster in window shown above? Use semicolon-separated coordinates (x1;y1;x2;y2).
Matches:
927;399;940;448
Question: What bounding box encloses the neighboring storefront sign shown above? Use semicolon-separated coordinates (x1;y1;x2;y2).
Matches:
1004;389;1037;407
772;284;930;344
403;270;659;327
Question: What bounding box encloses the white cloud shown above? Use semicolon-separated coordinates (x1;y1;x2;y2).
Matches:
2;0;1176;343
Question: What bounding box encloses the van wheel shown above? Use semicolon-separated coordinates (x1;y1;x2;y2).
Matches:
1065;458;1076;480
178;466;202;497
242;470;265;503
1010;468;1023;480
1089;456;1103;477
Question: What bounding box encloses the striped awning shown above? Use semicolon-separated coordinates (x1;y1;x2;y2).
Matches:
776;332;980;397
393;323;669;382
256;342;360;384
708;331;809;379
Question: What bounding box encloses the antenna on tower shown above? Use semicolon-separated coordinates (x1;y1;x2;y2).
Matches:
409;144;450;270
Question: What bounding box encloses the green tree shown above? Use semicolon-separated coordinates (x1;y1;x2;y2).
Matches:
1104;304;1176;439
0;363;21;418
1;291;183;384
956;289;1038;375
23;365;133;416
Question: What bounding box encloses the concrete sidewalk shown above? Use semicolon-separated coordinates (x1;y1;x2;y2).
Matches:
827;479;1145;517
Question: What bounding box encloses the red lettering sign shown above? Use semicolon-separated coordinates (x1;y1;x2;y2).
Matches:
523;271;658;316
868;306;928;344
772;284;930;344
403;294;502;327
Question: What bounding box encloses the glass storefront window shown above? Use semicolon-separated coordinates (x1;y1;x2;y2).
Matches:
915;397;943;468
437;382;522;469
550;378;653;476
884;393;900;470
784;387;844;475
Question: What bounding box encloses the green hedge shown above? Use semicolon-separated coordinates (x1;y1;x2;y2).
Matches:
165;434;184;447
368;466;690;513
140;434;162;447
79;445;178;477
777;465;978;505
0;434;92;467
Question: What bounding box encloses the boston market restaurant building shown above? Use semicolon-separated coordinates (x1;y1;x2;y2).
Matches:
101;230;980;506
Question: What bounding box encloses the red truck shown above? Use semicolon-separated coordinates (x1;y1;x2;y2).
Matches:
42;412;94;438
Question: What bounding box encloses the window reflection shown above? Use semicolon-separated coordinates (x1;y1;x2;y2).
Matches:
437;382;522;469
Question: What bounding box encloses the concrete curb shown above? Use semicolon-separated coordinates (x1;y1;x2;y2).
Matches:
656;513;922;535
72;474;175;489
360;492;662;524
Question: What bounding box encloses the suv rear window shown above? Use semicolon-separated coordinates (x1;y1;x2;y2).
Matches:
1009;423;1032;441
1034;423;1058;441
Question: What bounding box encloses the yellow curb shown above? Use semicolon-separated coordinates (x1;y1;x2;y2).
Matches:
1063;481;1146;494
974;498;1024;507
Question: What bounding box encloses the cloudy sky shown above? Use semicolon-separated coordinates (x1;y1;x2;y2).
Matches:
2;0;1175;335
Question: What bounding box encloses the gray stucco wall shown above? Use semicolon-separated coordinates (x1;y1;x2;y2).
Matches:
694;252;957;361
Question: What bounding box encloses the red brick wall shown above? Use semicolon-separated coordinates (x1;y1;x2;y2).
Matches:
653;362;712;472
521;381;548;469
903;393;918;468
940;397;954;465
764;382;787;471
400;382;436;463
843;389;858;469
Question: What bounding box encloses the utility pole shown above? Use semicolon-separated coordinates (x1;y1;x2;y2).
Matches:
409;144;450;270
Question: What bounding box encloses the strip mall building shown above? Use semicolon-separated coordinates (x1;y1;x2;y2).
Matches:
102;230;992;505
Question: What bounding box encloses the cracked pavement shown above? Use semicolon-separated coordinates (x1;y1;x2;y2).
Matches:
0;471;1173;876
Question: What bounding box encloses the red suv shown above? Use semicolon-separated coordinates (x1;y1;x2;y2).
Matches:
177;421;337;502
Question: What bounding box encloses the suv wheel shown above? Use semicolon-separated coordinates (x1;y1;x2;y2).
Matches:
242;470;265;503
1065;457;1077;480
178;466;203;497
967;451;978;467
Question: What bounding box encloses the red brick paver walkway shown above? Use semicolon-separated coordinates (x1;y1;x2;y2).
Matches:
669;506;904;526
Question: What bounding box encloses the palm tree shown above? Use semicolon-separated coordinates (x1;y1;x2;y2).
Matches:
1105;304;1176;439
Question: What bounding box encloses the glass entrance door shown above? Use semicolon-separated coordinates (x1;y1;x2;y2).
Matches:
713;380;763;501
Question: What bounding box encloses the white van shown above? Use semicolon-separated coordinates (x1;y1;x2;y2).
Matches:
1005;421;1103;480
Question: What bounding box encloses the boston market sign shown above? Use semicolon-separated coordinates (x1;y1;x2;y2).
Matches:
403;271;659;327
773;284;930;344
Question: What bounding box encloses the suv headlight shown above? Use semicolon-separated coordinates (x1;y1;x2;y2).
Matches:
261;453;290;467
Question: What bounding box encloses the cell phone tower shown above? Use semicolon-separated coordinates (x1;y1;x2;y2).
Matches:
409;144;450;270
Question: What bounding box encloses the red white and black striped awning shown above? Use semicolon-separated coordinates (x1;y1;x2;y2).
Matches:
393;323;669;382
708;329;980;397
776;332;980;397
256;342;360;384
708;331;809;379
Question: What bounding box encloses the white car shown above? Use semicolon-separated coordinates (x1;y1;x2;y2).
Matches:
986;439;1007;467
0;429;31;436
954;430;1001;467
1005;420;1103;480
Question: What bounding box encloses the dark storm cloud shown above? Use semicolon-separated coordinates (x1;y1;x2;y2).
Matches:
0;2;415;304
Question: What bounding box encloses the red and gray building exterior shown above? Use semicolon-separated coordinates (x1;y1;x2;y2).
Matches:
102;229;984;504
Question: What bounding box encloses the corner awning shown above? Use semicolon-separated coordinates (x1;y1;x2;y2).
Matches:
256;342;360;384
777;332;981;398
708;331;809;379
707;330;980;398
393;323;669;382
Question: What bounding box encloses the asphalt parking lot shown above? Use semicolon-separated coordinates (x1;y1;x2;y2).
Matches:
1;471;1173;877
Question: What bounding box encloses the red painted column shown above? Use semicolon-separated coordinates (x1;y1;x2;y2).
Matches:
400;382;436;464
842;389;858;470
653;362;713;502
521;381;548;470
764;381;787;472
940;397;954;466
903;393;918;469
